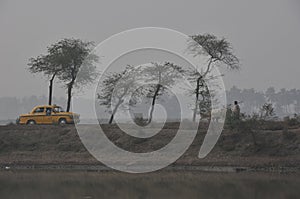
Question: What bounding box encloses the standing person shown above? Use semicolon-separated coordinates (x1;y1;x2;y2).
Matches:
232;101;240;120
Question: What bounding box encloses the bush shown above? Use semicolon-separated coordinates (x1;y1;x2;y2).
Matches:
283;115;300;127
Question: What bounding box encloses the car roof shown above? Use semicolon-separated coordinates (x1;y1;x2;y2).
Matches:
34;105;60;109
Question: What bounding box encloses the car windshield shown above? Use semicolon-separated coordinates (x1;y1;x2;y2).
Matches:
33;107;44;113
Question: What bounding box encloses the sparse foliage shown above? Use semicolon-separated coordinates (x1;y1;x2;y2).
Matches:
188;34;240;121
260;103;275;120
143;62;184;123
97;66;144;124
189;34;240;71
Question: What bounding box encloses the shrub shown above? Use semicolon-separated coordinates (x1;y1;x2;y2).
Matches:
283;115;300;127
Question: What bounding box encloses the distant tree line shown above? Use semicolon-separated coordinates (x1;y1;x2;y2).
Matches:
227;86;300;117
1;86;299;121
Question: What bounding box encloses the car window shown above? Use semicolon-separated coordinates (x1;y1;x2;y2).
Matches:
54;107;65;112
33;107;44;114
46;108;52;115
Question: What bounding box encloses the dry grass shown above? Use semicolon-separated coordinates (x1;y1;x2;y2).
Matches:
0;123;299;167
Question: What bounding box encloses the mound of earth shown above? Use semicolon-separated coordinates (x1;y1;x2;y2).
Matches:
0;123;299;168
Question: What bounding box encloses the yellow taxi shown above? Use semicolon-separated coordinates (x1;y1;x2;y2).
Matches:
17;105;80;125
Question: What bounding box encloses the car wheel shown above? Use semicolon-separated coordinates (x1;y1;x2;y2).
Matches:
27;120;36;125
59;118;67;125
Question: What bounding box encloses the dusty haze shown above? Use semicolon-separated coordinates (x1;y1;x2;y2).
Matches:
0;0;300;98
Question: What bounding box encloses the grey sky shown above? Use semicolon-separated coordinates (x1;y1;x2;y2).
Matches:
0;0;300;98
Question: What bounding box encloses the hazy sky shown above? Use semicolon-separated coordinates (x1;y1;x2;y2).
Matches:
0;0;300;98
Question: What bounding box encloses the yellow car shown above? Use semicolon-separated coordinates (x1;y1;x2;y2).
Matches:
17;105;80;125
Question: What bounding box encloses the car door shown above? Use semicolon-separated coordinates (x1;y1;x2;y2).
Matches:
43;107;53;124
32;107;45;124
52;107;61;124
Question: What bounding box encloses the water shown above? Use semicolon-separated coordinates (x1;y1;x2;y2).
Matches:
0;171;299;199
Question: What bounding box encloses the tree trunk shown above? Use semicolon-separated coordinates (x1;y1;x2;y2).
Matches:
192;77;201;122
48;73;56;105
192;59;213;122
66;80;74;112
148;84;161;124
108;98;124;124
108;113;114;124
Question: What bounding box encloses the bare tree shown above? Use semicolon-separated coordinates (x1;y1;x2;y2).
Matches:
188;34;240;121
143;62;184;123
98;66;144;124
